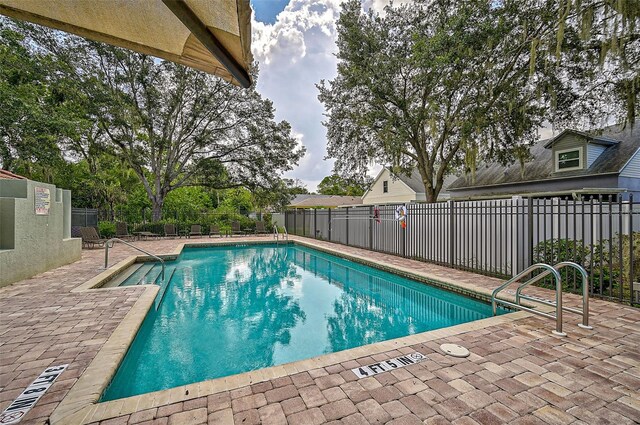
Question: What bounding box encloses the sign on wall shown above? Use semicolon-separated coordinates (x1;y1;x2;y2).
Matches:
34;187;50;215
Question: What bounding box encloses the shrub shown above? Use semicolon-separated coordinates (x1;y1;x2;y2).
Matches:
98;221;116;238
533;233;640;297
533;239;590;290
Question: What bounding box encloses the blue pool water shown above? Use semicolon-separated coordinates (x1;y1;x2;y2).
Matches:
101;244;506;400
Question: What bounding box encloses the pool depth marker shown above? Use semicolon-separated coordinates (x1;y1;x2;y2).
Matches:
0;364;68;425
351;352;425;378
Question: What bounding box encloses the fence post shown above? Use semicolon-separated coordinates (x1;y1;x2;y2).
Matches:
346;207;349;245
293;209;297;235
369;205;373;250
528;197;534;269
302;209;306;237
401;220;406;257
630;194;635;303
511;196;523;274
314;209;317;238
328;208;332;241
449;200;455;268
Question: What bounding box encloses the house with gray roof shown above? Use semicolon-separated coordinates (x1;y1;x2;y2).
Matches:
447;122;640;201
361;167;457;205
288;194;363;208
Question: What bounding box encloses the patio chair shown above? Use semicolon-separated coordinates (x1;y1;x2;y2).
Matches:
230;221;244;236
189;224;203;238
80;226;109;249
254;221;269;236
115;222;134;241
164;224;179;238
208;225;222;238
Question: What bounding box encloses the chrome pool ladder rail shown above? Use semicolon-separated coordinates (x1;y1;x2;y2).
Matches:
492;263;566;336
104;238;165;282
273;225;288;243
515;261;592;330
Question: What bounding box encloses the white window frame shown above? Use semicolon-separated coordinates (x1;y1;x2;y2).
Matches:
383;180;388;193
555;147;583;172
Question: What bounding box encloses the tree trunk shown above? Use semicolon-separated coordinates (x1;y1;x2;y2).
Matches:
152;198;163;221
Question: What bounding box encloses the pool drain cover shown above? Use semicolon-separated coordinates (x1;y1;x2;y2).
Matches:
440;343;470;358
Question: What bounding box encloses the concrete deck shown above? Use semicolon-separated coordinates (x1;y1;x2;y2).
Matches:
0;236;639;425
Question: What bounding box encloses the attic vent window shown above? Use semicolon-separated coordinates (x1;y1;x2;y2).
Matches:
383;180;388;193
556;148;582;171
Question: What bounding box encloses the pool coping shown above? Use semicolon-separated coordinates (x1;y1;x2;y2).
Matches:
50;238;544;425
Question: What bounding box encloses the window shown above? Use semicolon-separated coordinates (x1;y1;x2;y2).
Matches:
383;180;388;193
556;148;582;171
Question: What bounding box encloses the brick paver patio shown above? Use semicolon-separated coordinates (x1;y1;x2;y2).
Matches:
1;236;639;425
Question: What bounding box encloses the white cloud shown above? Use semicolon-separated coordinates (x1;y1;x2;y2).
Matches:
252;0;342;192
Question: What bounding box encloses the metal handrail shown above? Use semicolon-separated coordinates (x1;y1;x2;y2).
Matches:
104;238;165;282
492;263;565;336
273;225;279;241
515;261;591;329
283;226;288;241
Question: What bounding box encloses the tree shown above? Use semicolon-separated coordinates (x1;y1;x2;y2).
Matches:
0;24;88;176
318;0;639;202
90;48;305;220
283;178;310;195
10;22;305;220
317;174;371;196
252;178;309;212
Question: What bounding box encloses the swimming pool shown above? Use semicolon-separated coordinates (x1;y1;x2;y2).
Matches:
101;243;506;401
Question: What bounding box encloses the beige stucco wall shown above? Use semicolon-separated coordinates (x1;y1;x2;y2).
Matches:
362;168;424;205
0;179;81;287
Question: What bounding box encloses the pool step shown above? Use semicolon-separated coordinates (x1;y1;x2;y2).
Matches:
120;263;154;286
102;264;144;288
155;267;177;310
140;264;164;285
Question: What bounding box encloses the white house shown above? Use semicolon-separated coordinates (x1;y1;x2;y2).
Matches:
361;167;456;205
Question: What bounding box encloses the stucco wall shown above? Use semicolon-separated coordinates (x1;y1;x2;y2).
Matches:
0;179;81;287
362;169;421;205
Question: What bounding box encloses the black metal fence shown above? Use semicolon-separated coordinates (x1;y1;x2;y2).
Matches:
71;208;99;237
285;196;639;304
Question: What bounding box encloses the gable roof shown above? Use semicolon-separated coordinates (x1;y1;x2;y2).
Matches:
0;169;26;180
395;168;425;193
448;121;640;191
288;194;363;207
543;128;619;148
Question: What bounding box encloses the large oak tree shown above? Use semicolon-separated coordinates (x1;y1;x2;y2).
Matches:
4;21;305;220
318;0;639;202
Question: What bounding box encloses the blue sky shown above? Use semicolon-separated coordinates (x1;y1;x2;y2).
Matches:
250;0;391;191
250;0;343;192
251;0;290;24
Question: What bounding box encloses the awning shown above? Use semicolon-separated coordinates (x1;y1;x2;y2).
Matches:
0;0;253;87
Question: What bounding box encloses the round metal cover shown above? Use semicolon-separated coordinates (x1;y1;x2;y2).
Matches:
440;343;470;358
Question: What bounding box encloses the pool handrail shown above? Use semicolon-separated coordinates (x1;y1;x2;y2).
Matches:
515;261;591;329
491;263;565;336
104;238;165;282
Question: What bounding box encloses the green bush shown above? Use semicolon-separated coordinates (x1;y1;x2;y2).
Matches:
98;221;116;238
533;233;640;297
533;239;590;290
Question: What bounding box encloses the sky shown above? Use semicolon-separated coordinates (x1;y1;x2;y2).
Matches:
250;0;344;192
